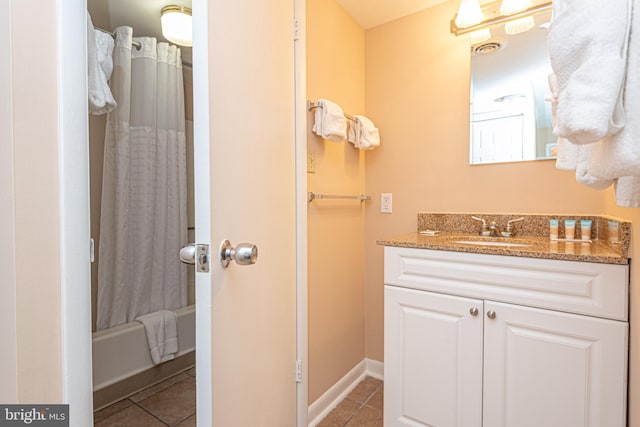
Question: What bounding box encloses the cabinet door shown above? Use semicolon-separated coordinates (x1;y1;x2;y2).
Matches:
384;286;483;427
483;301;628;427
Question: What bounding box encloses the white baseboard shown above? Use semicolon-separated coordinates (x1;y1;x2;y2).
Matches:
365;358;384;380
307;358;384;427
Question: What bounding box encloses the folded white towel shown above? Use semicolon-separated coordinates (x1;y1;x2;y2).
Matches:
548;0;631;144
615;176;640;208
311;99;348;142
348;115;380;150
136;310;179;365
585;0;640;180
87;13;116;115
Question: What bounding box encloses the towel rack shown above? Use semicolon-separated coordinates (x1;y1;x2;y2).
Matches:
307;101;356;122
308;192;371;203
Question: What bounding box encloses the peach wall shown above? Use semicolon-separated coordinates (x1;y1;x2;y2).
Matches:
9;0;63;402
363;2;606;362
307;0;366;404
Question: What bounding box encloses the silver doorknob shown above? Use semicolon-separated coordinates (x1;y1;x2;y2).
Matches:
220;240;258;268
469;307;479;316
487;310;496;319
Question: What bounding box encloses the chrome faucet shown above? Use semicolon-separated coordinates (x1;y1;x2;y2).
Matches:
471;216;491;236
471;216;524;237
502;217;525;237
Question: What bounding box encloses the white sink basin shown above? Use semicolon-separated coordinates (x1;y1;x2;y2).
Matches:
453;240;531;248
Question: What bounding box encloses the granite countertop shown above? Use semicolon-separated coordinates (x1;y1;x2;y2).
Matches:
377;213;631;265
377;232;628;265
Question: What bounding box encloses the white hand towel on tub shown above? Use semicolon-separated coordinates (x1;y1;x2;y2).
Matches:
311;99;348;142
136;310;179;365
348;115;380;150
87;12;116;115
548;0;632;144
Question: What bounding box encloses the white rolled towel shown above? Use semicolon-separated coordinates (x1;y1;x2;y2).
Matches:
348;115;380;150
311;99;348;142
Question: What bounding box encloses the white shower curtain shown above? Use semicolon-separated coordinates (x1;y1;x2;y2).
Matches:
97;26;187;330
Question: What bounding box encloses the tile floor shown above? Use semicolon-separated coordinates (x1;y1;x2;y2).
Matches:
317;376;383;427
95;370;382;427
94;367;196;427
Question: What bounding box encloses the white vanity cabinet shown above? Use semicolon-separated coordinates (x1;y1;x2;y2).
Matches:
384;246;629;427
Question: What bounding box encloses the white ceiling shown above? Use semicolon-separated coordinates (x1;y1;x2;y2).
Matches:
87;0;453;63
335;0;450;29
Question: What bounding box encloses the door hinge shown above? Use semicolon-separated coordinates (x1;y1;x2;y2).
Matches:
296;359;302;383
293;17;300;41
90;238;95;263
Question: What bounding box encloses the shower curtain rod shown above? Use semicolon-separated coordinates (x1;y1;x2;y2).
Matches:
96;27;142;50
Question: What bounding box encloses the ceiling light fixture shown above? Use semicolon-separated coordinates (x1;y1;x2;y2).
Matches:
161;5;192;47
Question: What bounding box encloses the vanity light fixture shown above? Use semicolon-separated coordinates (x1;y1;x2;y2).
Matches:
454;0;485;28
454;0;491;43
500;0;535;34
500;0;532;16
161;5;192;47
470;28;492;44
451;1;551;39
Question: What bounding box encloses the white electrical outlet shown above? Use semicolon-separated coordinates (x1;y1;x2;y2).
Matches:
381;193;392;213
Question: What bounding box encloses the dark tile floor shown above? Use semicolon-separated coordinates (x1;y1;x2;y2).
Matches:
95;369;382;427
94;367;196;427
317;376;383;427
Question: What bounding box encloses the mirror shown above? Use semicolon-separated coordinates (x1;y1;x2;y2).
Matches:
469;12;555;165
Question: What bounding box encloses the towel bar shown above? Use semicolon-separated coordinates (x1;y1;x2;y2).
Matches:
307;101;356;122
308;192;371;203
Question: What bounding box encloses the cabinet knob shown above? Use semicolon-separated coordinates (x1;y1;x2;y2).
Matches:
469;307;479;316
487;310;496;320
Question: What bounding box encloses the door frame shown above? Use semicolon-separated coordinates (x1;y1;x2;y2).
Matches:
58;1;94;425
293;0;309;424
58;0;308;425
191;0;213;424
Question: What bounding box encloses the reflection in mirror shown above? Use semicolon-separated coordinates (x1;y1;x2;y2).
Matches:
469;12;555;165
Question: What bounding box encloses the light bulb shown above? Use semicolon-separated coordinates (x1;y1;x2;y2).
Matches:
504;16;534;34
455;0;485;28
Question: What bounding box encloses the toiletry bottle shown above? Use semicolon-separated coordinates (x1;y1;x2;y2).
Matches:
564;219;576;240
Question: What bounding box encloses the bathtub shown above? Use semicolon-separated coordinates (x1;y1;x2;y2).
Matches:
92;305;196;391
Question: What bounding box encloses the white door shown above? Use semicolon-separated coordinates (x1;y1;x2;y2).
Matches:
483;301;628;427
384;286;484;427
193;0;298;425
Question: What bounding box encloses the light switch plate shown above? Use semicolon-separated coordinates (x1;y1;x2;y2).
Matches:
381;193;392;213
